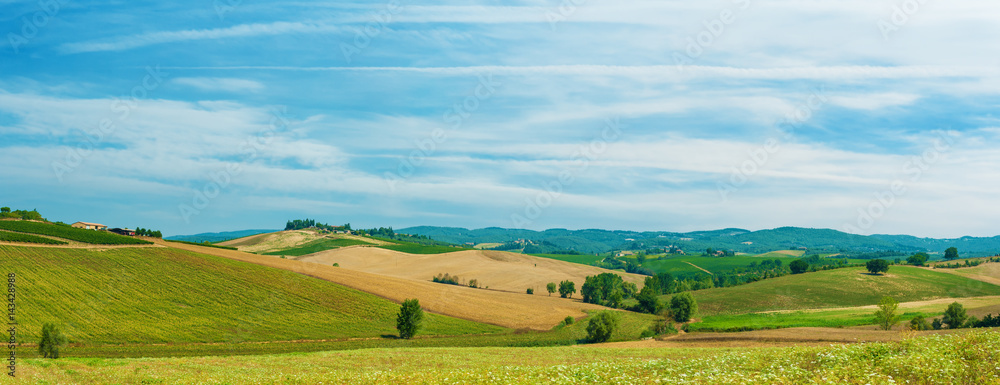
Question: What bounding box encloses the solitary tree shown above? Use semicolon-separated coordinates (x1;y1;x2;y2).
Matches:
944;247;960;261
546;282;557;296
942;302;967;329
789;259;809;274
396;299;424;339
873;296;900;330
586;311;618;343
866;259;890;275
669;292;698;323
38;323;67;359
907;252;929;266
558;280;576;298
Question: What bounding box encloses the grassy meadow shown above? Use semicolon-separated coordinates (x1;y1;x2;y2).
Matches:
7;331;1000;384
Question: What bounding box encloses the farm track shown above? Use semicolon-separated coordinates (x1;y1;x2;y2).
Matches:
154;239;612;330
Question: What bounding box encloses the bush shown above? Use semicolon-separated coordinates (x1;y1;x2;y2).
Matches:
932;318;943;330
909;315;932;331
396;299;424;339
907;252;929;266
669;292;698;323
943;302;968;329
432;273;461;286
469;279;479;289
546;282;557;296
38;323;67;359
586;311;618;343
563;316;574;325
526;288;534;295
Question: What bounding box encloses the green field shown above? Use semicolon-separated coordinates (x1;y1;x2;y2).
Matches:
639;253;800;276
262;237;373;256
0;221;151;245
11;332;1000;384
529;253;605;265
376;242;473;254
0;246;502;348
680;266;1000;316
0;230;67;245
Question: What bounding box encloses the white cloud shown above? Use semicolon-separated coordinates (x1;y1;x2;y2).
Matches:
173;78;266;93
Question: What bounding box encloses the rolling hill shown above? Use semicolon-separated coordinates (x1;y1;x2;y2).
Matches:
0;245;502;346
297;247;648;294
164;229;278;243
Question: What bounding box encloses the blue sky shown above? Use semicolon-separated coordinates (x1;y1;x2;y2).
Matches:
2;0;999;237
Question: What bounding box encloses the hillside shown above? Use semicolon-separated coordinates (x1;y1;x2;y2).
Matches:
158;240;614;330
400;226;1000;256
0;245;502;345
297;247;647;294
684;266;1000;316
165;229;278;243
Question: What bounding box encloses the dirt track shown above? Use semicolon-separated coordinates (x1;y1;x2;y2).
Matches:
298;247;647;294
154;239;611;330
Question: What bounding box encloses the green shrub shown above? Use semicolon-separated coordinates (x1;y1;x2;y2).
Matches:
585;311;618;343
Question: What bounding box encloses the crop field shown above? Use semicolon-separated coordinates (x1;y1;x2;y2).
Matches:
529;253;606;265
262;237;372;256
297;247;646;295
639;253;801;276
683;266;1000;316
163;239;238;250
375;242;473;254
9;331;1000;384
0;221;151;245
158;240;620;330
0;230;67;245
0;246;502;348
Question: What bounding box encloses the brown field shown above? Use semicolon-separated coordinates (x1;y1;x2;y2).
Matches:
154;239;613;330
297;247;647;294
217;230;391;253
932;262;1000;287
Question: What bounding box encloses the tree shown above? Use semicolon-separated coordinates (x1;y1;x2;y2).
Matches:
945;247;959;261
907;252;929;266
873;296;900;330
866;259;890;275
546;282;557;296
942;302;967;329
558;280;576;298
526;288;534;295
38;323;66;359
0;207;9;213
789;259;809;274
635;285;662;314
669;292;698;323
396;299;424;339
585;311;618;343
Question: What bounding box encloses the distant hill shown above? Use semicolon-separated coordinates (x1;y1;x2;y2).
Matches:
397;226;1000;257
166;229;278;243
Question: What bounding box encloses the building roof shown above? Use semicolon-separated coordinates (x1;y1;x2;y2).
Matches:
73;221;106;227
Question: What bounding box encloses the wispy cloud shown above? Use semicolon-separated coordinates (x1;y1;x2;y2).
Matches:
173;77;266;93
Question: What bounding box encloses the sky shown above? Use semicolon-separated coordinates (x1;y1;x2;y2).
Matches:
1;0;999;238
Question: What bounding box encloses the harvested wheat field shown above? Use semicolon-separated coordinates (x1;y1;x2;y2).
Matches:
298;246;647;294
217;230;391;253
155;239;610;330
933;262;1000;287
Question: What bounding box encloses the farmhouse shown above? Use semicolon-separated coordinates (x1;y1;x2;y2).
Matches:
71;222;107;230
110;228;136;236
